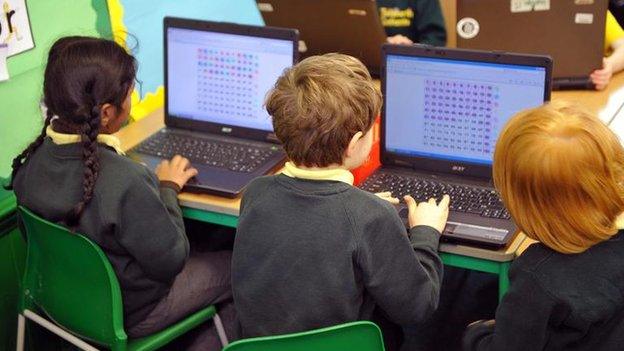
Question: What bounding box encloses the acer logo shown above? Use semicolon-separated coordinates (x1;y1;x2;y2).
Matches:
452;165;465;172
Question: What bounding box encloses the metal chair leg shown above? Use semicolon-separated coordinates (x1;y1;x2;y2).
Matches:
16;314;25;351
22;310;99;351
213;312;229;347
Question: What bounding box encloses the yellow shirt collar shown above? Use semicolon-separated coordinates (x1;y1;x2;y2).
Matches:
616;213;624;230
46;126;125;155
282;161;354;185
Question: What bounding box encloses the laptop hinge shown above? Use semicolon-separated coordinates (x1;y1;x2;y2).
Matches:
266;133;280;143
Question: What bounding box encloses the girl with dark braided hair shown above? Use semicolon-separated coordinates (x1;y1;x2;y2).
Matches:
9;37;236;350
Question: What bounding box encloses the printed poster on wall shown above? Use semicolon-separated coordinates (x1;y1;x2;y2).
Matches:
0;0;34;56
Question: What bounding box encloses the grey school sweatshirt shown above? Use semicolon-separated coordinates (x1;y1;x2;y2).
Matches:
232;174;443;337
463;231;624;351
13;138;189;328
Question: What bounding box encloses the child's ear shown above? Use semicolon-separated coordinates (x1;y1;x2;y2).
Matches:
99;103;116;130
346;131;364;158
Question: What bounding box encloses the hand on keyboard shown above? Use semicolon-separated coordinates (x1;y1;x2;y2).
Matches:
404;194;450;233
360;173;511;220
134;131;276;173
375;191;400;205
155;155;199;189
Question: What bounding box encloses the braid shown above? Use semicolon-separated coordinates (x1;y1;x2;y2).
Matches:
65;106;101;227
30;36;137;227
5;110;54;189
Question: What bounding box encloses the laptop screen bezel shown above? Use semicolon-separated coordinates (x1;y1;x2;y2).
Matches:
380;44;553;180
163;16;299;143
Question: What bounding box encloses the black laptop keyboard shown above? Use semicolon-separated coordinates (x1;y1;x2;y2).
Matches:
133;131;279;173
360;172;511;220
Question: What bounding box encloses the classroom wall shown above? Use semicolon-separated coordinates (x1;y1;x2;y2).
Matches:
116;0;263;99
0;0;263;179
0;1;111;179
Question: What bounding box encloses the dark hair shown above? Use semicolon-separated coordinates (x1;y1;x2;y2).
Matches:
8;36;137;227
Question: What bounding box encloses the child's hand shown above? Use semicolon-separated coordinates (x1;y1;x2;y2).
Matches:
375;191;400;204
590;58;613;91
155;155;198;189
387;34;413;45
403;194;450;233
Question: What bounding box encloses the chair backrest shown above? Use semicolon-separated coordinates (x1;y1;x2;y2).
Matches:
223;321;385;351
18;206;127;347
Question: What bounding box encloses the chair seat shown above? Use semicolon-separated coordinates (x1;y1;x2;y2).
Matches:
222;321;385;351
127;305;216;351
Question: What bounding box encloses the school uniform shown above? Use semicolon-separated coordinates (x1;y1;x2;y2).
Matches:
377;0;446;46
232;162;443;338
463;231;624;351
610;0;624;29
12;126;234;349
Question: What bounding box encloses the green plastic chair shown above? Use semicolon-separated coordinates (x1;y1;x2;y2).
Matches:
223;321;385;351
16;206;227;351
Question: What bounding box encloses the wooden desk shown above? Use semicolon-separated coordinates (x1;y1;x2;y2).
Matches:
552;72;624;118
115;72;624;300
117;109;524;300
119;68;624;225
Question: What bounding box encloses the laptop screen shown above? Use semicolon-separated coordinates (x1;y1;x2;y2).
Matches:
167;27;294;131
385;54;546;165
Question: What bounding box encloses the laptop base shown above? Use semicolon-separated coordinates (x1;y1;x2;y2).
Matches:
128;128;286;198
361;167;516;249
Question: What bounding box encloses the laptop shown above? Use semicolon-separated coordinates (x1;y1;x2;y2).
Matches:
360;44;552;248
128;17;298;198
256;0;387;76
456;0;607;90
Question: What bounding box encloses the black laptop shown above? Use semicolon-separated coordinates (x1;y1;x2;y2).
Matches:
360;45;553;248
256;0;387;76
129;17;298;198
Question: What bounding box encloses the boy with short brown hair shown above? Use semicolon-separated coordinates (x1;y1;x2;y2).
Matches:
232;53;449;338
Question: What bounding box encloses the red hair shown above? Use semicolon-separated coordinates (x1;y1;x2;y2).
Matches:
493;102;624;253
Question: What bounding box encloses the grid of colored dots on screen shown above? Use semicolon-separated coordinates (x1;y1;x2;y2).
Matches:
423;79;500;154
196;48;260;119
